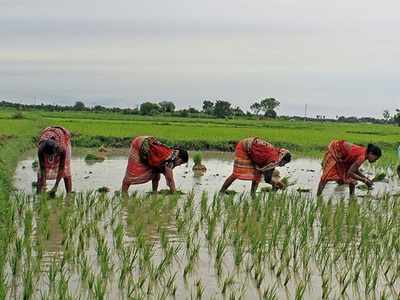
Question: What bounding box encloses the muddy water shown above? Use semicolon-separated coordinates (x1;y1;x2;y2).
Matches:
14;150;400;198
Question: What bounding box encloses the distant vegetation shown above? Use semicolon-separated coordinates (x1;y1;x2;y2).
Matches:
2;100;399;125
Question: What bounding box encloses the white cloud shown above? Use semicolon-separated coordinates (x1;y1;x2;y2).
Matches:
1;0;399;117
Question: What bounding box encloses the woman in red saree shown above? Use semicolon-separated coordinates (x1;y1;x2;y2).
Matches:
37;126;72;195
122;136;189;194
317;140;381;196
220;137;292;196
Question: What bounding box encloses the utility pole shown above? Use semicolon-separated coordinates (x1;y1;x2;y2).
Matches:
304;104;308;121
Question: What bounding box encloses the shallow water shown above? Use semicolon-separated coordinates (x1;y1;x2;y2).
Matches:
14;150;400;199
8;150;400;299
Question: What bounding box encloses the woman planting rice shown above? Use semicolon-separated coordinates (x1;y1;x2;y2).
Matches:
37;126;72;195
220;137;292;196
122;136;188;194
317;140;381;196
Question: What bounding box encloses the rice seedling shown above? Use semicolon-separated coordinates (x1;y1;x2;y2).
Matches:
195;279;204;299
263;285;277;300
6;165;400;299
93;276;106;300
295;281;306;300
206;215;217;244
113;223;124;251
183;260;194;282
57;272;72;300
84;153;105;162
221;274;235;295
232;232;244;268
79;255;90;283
22;268;34;300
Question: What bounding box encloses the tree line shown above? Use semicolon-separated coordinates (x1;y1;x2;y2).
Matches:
1;99;399;125
0;98;281;119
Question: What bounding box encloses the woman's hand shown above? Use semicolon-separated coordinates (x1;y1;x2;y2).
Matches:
48;187;57;198
271;177;285;190
363;178;373;188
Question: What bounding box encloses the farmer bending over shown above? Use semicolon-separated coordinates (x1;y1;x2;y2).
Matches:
37;126;72;195
317;140;381;197
122;136;188;194
220;137;292;197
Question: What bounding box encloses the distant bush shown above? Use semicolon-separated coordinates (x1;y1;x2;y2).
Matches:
11;111;25;119
85;153;105;162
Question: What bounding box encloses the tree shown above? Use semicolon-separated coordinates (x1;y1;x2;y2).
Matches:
213;100;232;118
383;110;391;122
159;101;175;113
394;109;400;126
232;106;245;116
202;101;214;115
73;101;86;111
250;102;262;116
260;98;280;118
93;105;106;112
140;102;160;115
188;107;199;114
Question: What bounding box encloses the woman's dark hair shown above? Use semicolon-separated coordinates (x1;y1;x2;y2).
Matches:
367;144;382;158
177;148;189;163
42;139;57;155
281;152;292;164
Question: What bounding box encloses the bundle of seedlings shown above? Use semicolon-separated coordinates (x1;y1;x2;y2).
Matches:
192;152;207;173
357;173;387;190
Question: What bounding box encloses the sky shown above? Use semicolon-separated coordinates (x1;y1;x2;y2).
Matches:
1;0;399;118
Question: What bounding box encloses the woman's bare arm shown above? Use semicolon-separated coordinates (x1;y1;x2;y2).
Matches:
348;163;371;185
52;150;66;192
38;148;46;193
164;167;176;193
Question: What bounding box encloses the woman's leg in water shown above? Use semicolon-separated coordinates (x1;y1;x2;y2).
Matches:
251;180;259;198
152;173;161;193
64;176;72;193
349;183;356;197
121;178;131;194
317;180;327;196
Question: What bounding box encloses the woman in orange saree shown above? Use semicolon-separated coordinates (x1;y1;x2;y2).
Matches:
122;136;188;194
37;126;72;195
220;137;291;196
317;140;381;196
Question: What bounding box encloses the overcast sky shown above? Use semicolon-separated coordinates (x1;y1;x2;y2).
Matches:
1;0;399;117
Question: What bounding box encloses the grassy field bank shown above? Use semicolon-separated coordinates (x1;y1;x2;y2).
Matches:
0;117;44;298
2;109;399;160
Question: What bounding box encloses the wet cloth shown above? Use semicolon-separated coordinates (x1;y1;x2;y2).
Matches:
232;137;289;182
320;140;367;184
38;126;71;180
123;136;174;185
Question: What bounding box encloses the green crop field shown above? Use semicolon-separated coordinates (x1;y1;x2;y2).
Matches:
1;109;399;159
1;108;400;299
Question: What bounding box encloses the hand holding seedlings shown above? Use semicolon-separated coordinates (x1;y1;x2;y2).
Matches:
363;178;374;188
271;177;285;190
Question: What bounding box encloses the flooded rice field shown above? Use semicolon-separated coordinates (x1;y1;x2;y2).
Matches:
14;150;400;198
7;150;400;299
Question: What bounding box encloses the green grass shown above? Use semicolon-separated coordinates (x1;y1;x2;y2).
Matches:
3;109;399;160
0;114;44;298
